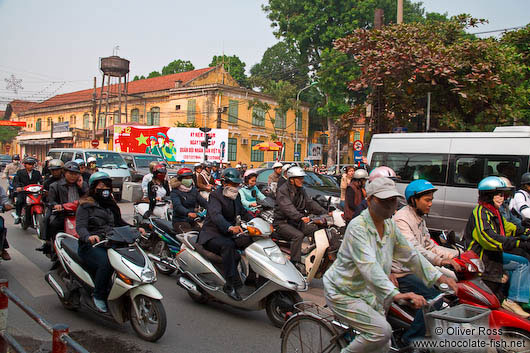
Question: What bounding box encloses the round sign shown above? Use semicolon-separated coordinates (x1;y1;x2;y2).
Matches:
91;139;100;148
5;145;10;151
353;140;364;152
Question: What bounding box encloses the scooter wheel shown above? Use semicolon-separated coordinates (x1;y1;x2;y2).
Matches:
130;295;167;342
187;287;209;304
35;213;45;239
21;212;29;230
266;291;303;328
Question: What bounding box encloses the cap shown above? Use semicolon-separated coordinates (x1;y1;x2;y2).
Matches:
365;177;403;199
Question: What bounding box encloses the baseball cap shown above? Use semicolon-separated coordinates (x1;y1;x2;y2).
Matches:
366;177;403;199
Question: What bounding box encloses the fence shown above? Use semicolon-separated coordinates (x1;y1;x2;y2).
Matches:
0;279;90;353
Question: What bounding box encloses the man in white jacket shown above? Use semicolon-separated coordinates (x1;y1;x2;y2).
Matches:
510;172;530;227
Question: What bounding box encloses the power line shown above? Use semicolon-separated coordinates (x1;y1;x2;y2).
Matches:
470;25;526;35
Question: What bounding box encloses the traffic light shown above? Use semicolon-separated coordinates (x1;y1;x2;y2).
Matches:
103;128;110;144
200;127;211;148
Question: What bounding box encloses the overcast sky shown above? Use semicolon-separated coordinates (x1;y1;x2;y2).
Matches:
1;0;528;110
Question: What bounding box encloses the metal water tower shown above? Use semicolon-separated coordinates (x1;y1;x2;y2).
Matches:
96;55;130;136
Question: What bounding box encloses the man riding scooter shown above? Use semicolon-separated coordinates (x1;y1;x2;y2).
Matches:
42;159;64;201
3;154;23;179
273;166;327;274
196;168;253;301
0;186;14;260
13;157;42;224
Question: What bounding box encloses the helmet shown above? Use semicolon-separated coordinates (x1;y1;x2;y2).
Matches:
272;162;283;169
353;169;369;180
13;154;20;161
89;171;112;188
87;157;97;164
45;156;53;161
194;163;203;170
235;164;242;168
286;166;307;178
478;176;511;193
48;159;64;170
74;158;86;166
369;166;396;181
222;168;242;184
281;164;292;174
153;164;167;177
23;157;37;165
243;170;258;183
148;161;158;173
212;162;219;168
405;179;437;203
64;161;81;173
177;167;194;179
521;173;530;186
499;177;513;188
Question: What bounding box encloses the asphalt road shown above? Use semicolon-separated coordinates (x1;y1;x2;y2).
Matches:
0;179;325;353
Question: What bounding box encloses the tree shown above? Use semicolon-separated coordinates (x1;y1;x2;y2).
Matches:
335;15;527;131
209;55;248;87
147;71;162;79
263;0;426;166
161;59;195;75
132;75;146;81
0;126;19;144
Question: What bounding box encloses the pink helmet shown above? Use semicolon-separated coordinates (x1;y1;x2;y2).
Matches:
369;166;397;182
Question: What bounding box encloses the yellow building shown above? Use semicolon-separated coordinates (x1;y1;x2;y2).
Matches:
9;65;310;165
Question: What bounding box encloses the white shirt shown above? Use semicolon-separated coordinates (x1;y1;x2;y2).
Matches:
141;173;153;197
510;189;530;220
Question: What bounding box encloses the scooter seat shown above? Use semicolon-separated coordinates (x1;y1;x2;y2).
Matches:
152;218;178;236
188;237;223;264
61;237;85;266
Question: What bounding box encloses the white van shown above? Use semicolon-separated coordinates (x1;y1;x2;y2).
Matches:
47;148;131;200
367;126;530;235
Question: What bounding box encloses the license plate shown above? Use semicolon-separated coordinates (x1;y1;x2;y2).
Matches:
113;188;120;192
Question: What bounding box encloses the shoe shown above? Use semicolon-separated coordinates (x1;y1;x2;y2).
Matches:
1;251;11;261
502;299;530;318
35;242;51;253
223;284;242;301
293;262;306;276
13;216;20;224
93;297;108;313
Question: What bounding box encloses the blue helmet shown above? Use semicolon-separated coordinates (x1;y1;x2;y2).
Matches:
74;158;86;166
89;171;112;188
405;179;437;203
478;176;511;193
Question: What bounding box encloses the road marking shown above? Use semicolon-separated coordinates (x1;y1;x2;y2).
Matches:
4;247;54;298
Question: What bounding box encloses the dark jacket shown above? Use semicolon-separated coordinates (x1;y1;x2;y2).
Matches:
147;180;170;212
81;172;91;184
76;197;128;248
43;175;62;192
464;204;525;283
14;168;42;188
277;176;287;191
273;181;326;226
170;186;208;223
197;187;252;245
48;178;88;207
344;181;367;223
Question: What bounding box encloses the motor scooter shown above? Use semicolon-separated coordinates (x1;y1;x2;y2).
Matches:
133;199;172;221
43;201;79;261
175;217;307;328
7;175;15;202
12;184;45;237
45;226;167;342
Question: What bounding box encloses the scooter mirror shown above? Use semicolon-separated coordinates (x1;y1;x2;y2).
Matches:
447;231;457;246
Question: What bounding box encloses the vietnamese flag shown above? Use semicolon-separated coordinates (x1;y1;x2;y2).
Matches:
114;125;170;153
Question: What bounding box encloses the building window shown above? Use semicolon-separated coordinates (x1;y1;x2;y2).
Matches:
294;143;301;161
228;138;237;161
97;113;105;129
70;115;76;126
131;109;139;123
228;100;238;124
147;107;160;126
35;118;42;132
47;117;51;127
252;107;265;127
251;140;264;162
274;110;286;129
58;116;64;123
296;111;302;131
83;113;89;129
354;131;361;141
187;99;196;123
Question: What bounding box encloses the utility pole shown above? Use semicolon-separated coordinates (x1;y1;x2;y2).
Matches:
426;92;431;131
397;0;403;24
92;77;97;139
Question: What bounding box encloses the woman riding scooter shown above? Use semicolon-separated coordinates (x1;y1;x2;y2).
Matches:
144;164;170;219
170;167;207;233
239;170;266;215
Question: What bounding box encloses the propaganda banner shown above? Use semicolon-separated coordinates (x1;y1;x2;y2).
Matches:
113;125;229;162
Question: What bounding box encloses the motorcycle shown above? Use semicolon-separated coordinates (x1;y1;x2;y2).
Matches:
133;198;172;221
12;184;45;238
175;217;307;328
7;175;15;202
45;226;167;342
43;201;79;261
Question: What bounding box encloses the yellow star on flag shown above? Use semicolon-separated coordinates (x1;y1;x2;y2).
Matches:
136;133;148;146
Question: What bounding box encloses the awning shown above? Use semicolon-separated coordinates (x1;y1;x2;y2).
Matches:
18;139;55;146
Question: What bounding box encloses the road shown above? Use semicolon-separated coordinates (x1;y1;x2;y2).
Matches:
0;180;325;353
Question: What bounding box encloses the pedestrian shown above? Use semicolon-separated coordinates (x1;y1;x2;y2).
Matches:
340;166;355;209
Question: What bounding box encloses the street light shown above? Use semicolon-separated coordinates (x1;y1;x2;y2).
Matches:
295;82;318;162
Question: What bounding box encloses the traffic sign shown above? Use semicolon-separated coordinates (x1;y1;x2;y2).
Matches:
294;152;300;158
353;140;364;152
5;145;10;151
91;139;100;148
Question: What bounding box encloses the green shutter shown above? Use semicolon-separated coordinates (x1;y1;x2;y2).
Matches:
251;140;264;162
131;109;139;123
228;100;238;124
228;138;237;161
295;143;301;161
146;112;152;126
187;99;196;123
152;107;160;125
252;107;265;126
114;111;120;124
275;110;285;129
296;111;302;131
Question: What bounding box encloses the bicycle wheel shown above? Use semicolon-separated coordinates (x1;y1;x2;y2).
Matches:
281;314;343;353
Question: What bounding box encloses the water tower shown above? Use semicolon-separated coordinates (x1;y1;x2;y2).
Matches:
96;55;130;137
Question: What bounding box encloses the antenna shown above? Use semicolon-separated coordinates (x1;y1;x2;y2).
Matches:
113;45;120;56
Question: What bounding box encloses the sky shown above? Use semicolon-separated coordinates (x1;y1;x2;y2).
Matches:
0;0;529;110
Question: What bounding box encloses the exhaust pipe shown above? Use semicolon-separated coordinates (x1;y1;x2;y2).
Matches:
45;272;65;298
147;253;178;270
177;276;202;296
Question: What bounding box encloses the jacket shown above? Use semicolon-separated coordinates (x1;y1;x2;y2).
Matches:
273;181;326;225
238;185;266;212
267;172;280;186
392;205;458;274
170;186;208;223
344;181;367;223
147;180;170;212
340;174;352;201
464;204;525;283
48;178;88;207
197;187;252;245
43;175;62;192
3;162;23;178
196;171;214;192
13;168;42;188
75;197;128;248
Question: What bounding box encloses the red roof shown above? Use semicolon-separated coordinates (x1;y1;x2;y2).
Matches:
34;67;215;110
9;100;38;114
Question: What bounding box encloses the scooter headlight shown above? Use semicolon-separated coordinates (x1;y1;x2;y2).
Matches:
264;246;286;265
470;258;484;273
467;263;477;272
141;268;156;283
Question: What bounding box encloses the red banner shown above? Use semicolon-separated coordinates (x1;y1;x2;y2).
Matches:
0;121;26;126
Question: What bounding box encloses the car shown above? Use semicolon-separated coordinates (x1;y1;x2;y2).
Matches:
121;152;166;182
254;168;341;208
0;154;11;172
258;161;312;169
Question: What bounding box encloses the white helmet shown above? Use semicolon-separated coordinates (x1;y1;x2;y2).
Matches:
286;166;306;178
353;169;369;180
272;162;283;169
281;163;292;173
235;164;242;168
87;157;97;163
45;156;53;161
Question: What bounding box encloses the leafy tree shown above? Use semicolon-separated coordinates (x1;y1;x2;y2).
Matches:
162;59;195;75
0;126;19;144
209;55;248;87
132;75;146;81
147;71;162;79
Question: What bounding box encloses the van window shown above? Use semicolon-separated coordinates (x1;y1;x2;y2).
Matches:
60;152;73;163
133;155;164;168
257;170;273;184
454;156;484;186
48;151;61;160
486;158;520;184
123;155;134;168
375;153;448;184
85;151;128;169
74;152;84;160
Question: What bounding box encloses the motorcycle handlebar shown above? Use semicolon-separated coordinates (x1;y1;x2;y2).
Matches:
93;239;108;248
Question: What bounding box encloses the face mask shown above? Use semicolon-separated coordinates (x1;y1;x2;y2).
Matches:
223;186;240;200
181;179;193;187
156;173;166;182
370;198;397;220
96;188;111;201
